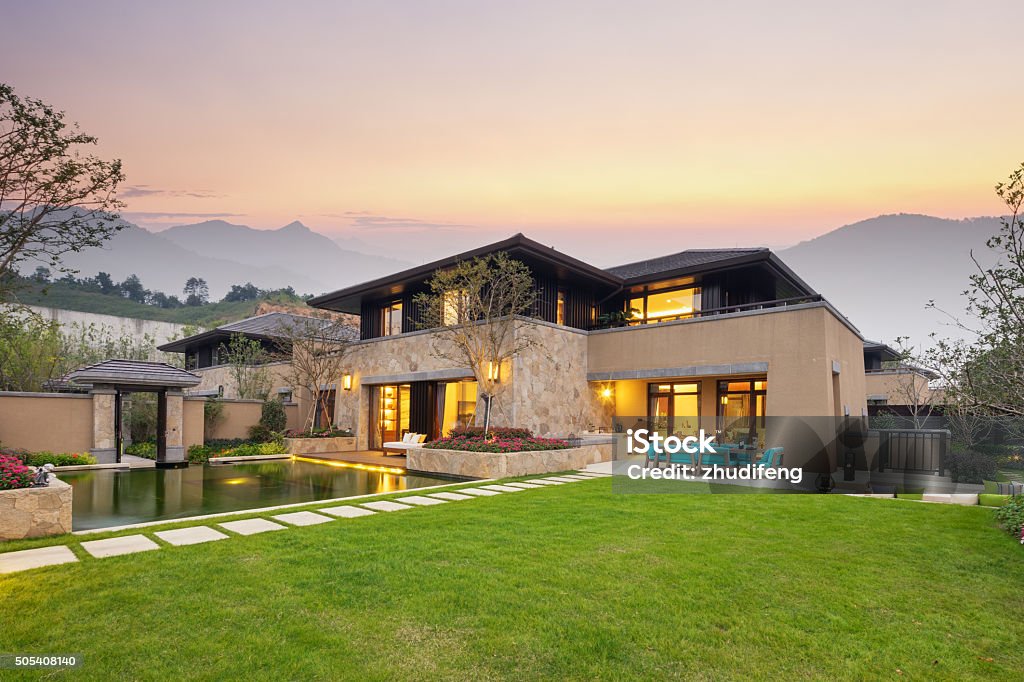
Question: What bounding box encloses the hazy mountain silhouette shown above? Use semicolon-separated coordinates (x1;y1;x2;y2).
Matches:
779;214;1000;346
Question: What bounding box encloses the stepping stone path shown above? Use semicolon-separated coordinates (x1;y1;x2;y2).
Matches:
81;535;161;559
0;545;78;574
458;488;503;496
219;518;287;535
320;505;377;518
0;473;601;574
479;484;525;493
397;495;448;506
155;526;229;546
428;491;475;501
273;511;335;526
360;500;414;512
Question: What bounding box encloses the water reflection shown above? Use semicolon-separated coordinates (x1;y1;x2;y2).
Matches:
61;461;451;530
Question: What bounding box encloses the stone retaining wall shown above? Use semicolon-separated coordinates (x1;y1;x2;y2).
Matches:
283;436;357;455
0;478;73;541
407;443;612;479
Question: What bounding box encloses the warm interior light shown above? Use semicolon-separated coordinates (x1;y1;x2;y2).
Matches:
487;361;500;382
292;455;406;475
601;387;613;399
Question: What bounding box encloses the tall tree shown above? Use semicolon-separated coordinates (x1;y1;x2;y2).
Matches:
413;252;542;435
928;162;1024;416
0;83;124;302
183;277;209;306
275;316;352;434
119;273;147;303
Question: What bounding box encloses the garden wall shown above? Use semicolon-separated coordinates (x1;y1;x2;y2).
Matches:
407;443;612;479
0;477;73;540
0;392;93;453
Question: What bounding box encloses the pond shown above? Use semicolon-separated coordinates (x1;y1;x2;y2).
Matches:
60;459;453;530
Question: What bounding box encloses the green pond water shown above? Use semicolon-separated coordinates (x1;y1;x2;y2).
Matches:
60;460;452;531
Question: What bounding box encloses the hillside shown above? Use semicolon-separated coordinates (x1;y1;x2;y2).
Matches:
779;214;1000;346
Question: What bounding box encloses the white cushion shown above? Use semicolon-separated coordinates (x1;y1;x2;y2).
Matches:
402;433;413;443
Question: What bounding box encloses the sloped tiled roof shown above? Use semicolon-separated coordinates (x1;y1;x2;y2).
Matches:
157;312;358;352
605;248;769;280
67;360;202;388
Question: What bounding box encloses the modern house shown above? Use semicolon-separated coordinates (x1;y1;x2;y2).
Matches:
863;340;941;416
158;312;355;412
295;234;868;452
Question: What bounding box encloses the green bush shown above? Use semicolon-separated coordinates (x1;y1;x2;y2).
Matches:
260;398;287;432
946;449;999;484
979;494;1012;507
21;451;98;467
125;441;156;459
187;439;287;463
187;444;214;463
994;495;1024;539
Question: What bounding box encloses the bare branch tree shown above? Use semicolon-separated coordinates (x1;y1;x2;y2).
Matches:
274;316;353;434
224;333;272;400
413;252;542;435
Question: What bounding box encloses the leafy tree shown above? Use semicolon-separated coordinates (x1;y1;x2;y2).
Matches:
32;266;50;283
928;161;1024;417
275;316;352;434
224;333;272;400
94;271;116;295
183;277;209;306
0;308;64;390
0;83;124;302
413;252;542;434
223;282;262;303
119;274;147;303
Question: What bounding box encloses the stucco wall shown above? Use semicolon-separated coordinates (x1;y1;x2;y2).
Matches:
207;400;263;440
0;393;93;453
587;304;865;417
183;398;205;448
865;371;934;405
190;361;293;400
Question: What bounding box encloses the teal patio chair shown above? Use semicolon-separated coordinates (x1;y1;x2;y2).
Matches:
754;447;784;468
668;450;695;466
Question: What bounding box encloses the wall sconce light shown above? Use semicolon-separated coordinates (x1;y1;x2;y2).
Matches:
599;384;614;401
486;361;500;383
342;373;353;391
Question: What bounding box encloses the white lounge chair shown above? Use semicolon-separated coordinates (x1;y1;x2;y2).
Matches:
382;432;427;455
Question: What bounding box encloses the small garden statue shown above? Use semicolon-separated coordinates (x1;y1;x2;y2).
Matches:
32;463;55;487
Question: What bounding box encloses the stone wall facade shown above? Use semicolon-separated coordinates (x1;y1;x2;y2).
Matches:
0;478;73;540
284;436;357;455
407;443;612;479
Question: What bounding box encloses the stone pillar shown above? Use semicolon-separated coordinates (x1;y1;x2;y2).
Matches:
90;384;117;464
157;390;187;468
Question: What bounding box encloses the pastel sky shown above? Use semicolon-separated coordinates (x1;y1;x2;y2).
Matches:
3;0;1022;263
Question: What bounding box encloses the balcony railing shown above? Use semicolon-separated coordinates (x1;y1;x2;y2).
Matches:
613;294;824;328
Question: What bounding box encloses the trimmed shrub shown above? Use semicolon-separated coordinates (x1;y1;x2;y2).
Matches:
946;449;998;484
0;454;33;490
125;441;157;459
261;398;287;432
979;494;1012;507
284;427;353;438
20;451;97;467
448;426;533;439
994;494;1024;539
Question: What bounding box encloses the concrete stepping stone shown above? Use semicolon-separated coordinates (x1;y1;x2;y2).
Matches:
542;476;581;483
458;488;502;497
428;491;474;501
155;526;229;546
502;482;546;489
574;472;611;477
273;511;335;526
319;505;377;518
397;495;448;506
219;518;287;535
479;484;526;493
0;545;78;574
360;500;414;512
81;534;161;559
557;475;594;481
922;493;979;505
526;479;565;486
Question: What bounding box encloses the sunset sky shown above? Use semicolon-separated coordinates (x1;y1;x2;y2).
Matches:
3;0;1022;263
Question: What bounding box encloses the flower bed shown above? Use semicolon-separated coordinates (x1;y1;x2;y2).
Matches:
424;434;571;453
1;447;98;468
408;443;611;478
0;454;33;490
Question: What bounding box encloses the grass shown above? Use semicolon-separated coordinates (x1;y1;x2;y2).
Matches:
2;478;1023;680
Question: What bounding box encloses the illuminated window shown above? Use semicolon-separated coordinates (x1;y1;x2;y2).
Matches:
442;290;468;325
627;287;702;324
648;382;701;436
556;290;567;326
381;301;403;336
717;379;768;447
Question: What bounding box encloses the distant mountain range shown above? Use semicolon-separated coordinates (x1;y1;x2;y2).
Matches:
21;212;999;346
27;219;410;299
779;214;1000;347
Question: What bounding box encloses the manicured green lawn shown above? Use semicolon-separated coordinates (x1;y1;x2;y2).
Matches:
2;479;1023;680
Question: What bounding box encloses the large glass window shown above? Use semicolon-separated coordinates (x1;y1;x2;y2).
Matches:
628;287;702;324
437;380;478;437
556;290;567;326
381;301;403;336
648;382;701;437
377;384;410;445
717;379;767;448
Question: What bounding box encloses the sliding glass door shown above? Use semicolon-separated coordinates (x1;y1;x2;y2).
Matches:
717;379;767;448
648;382;701;436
